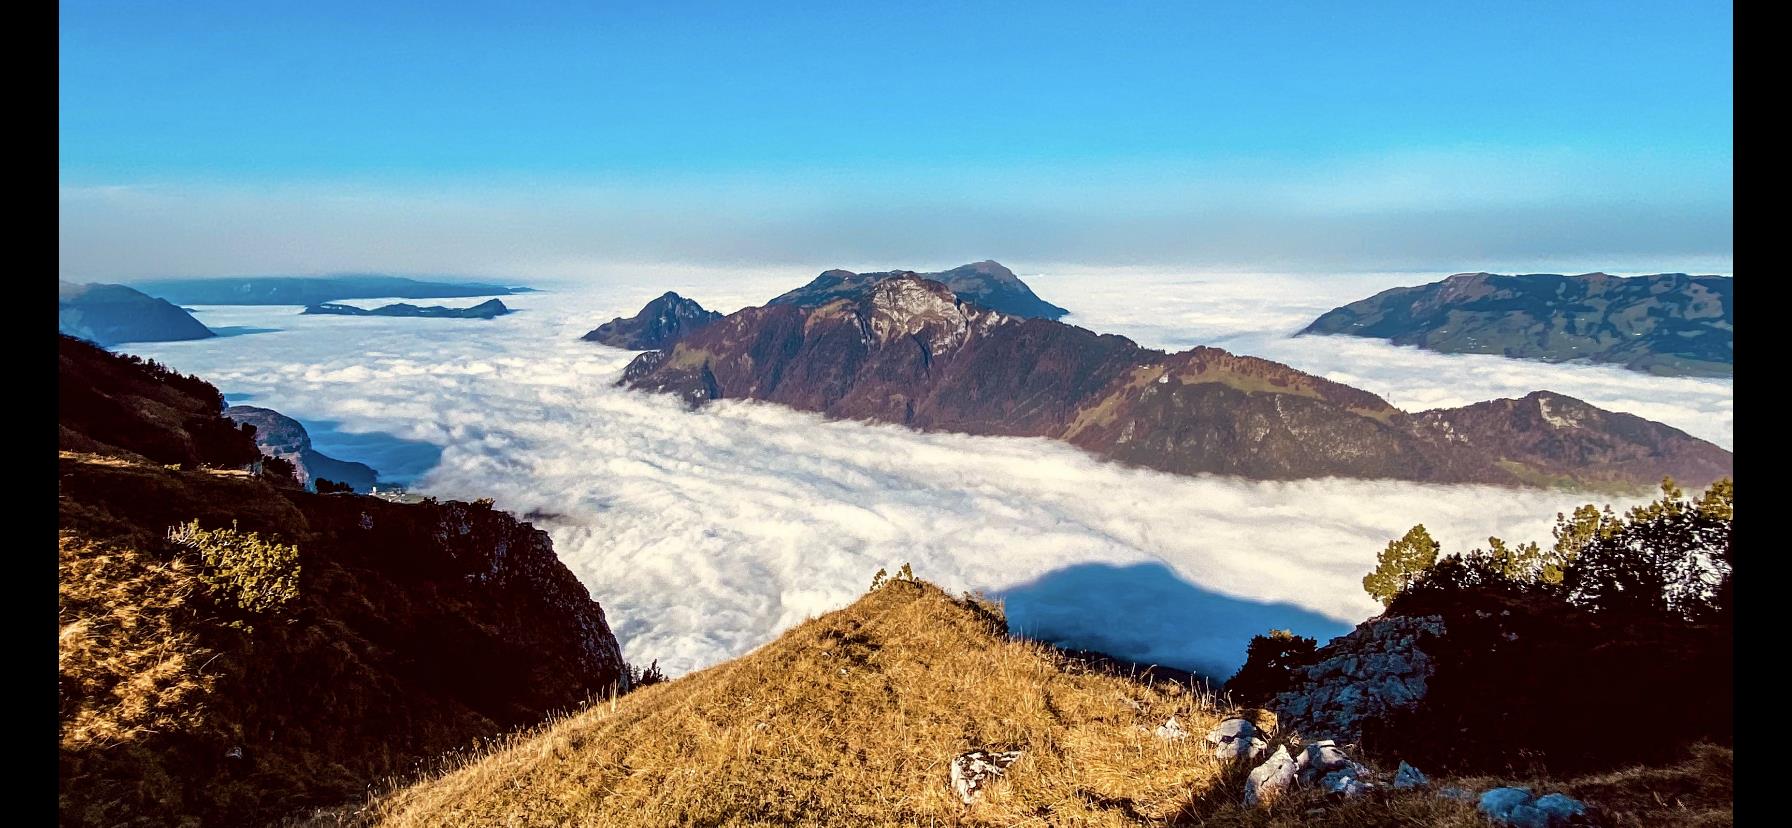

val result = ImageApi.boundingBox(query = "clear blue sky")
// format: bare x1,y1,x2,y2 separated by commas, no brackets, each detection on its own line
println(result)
59,0,1733,277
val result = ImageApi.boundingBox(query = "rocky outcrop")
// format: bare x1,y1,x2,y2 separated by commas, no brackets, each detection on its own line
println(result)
582,291,722,349
59,280,215,346
622,275,1732,488
949,749,1024,804
1301,271,1733,377
223,405,380,492
767,259,1069,320
1270,615,1445,743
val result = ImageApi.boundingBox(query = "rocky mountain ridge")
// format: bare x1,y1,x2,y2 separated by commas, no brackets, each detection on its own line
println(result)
582,291,723,349
622,275,1731,489
1301,271,1733,377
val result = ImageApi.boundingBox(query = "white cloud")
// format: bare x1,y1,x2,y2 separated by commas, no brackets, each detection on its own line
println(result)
123,269,1722,678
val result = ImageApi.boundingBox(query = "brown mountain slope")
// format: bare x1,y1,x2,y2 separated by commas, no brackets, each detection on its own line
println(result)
622,276,1731,488
343,580,1239,826
342,579,1730,828
58,335,625,826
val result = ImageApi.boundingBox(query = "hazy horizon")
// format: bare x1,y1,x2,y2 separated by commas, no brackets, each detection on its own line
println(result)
61,1,1731,282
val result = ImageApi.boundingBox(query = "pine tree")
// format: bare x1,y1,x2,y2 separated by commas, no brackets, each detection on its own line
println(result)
1362,524,1441,606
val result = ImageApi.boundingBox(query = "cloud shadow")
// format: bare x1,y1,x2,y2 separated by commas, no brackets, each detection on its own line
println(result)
302,420,444,485
995,561,1356,680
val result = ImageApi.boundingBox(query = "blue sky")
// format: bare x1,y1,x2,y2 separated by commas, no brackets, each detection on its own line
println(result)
59,0,1733,278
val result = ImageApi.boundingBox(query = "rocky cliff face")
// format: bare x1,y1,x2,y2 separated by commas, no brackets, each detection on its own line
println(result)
622,275,1732,488
583,291,723,349
224,405,380,491
58,334,624,826
1301,271,1734,377
766,259,1069,320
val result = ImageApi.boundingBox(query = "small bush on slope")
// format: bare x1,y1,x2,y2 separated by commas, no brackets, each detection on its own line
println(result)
167,519,301,618
352,580,1242,827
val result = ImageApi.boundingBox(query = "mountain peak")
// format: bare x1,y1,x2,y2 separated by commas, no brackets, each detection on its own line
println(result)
582,292,722,350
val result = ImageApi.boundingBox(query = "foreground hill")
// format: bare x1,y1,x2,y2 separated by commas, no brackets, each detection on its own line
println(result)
58,335,624,826
769,259,1070,320
59,280,215,346
131,275,529,305
582,291,723,349
622,276,1731,489
342,578,1730,827
223,405,380,491
1300,272,1733,377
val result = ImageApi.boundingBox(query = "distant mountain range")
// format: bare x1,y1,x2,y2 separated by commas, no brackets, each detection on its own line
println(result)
768,260,1069,320
303,298,513,319
1301,272,1733,377
59,280,215,346
222,405,380,492
583,292,722,349
129,274,532,305
622,274,1730,489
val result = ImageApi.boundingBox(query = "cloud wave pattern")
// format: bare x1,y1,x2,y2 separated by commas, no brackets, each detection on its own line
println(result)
123,269,1724,676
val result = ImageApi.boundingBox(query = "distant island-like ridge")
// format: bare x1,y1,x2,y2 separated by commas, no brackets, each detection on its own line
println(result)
303,299,513,319
130,274,532,306
59,280,215,346
1300,271,1733,377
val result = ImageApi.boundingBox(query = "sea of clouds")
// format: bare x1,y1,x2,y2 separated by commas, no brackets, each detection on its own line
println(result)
121,267,1732,678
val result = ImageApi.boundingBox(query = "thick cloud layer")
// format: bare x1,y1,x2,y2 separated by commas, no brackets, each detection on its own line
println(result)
122,269,1725,677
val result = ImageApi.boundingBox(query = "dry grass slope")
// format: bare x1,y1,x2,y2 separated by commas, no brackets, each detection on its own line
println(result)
331,579,1733,828
350,580,1243,826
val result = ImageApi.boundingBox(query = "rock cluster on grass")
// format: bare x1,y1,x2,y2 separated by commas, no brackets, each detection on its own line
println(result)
1477,787,1590,827
950,749,1024,805
1243,738,1378,805
1393,760,1429,789
1154,716,1189,741
1205,717,1270,761
1271,615,1446,741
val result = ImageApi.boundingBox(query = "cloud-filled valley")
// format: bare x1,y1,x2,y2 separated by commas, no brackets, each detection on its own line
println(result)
123,268,1730,678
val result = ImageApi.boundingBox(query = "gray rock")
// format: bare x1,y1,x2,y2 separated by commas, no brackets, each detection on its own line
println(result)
1393,760,1429,789
1205,717,1257,744
1436,785,1473,801
949,749,1023,805
1478,787,1535,822
1155,716,1189,741
1205,717,1266,760
1532,793,1589,823
1477,787,1590,827
1270,615,1446,743
1244,745,1298,807
1320,769,1374,798
1214,735,1269,762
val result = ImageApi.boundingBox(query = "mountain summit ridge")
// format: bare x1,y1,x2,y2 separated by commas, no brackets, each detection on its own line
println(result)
623,274,1730,489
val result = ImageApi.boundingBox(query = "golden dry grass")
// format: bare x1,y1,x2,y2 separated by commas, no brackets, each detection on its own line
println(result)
344,580,1248,827
324,578,1732,828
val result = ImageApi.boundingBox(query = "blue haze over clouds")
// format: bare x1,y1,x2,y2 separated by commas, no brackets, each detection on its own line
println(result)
60,0,1731,278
